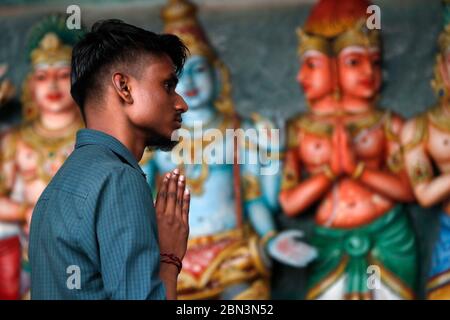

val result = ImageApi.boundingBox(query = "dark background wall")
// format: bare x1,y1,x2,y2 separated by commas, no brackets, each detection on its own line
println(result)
0,0,444,298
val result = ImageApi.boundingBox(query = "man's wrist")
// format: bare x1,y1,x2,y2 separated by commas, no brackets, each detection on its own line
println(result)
160,253,183,274
159,263,179,285
160,262,179,275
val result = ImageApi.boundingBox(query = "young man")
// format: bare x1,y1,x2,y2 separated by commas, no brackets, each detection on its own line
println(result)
29,19,190,300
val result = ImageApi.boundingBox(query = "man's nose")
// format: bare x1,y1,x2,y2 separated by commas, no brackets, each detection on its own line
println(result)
175,94,188,113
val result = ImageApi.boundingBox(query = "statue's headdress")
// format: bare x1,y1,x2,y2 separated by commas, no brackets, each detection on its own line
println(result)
22,14,85,120
26,14,84,67
162,0,216,63
297,0,380,56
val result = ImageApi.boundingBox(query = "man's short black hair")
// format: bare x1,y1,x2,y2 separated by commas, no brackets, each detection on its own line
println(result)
70,19,187,112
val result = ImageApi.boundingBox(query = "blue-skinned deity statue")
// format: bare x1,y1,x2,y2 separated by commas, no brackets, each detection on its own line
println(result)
140,0,316,299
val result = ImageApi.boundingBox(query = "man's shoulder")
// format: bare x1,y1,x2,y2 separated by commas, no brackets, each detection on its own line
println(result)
49,144,145,197
66,143,136,173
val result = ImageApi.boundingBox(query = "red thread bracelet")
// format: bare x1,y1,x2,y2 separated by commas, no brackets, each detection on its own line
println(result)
160,253,182,274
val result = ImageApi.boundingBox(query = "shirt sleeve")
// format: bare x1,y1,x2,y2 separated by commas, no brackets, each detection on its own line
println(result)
96,166,166,300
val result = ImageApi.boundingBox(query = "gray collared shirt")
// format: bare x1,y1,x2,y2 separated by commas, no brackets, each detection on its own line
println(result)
29,129,166,300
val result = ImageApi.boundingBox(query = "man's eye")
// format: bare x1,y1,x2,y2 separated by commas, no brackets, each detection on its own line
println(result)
165,82,176,92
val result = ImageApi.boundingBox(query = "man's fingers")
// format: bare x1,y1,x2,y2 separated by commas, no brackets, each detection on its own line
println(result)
165,168,180,216
182,188,190,226
155,173,170,213
175,175,185,218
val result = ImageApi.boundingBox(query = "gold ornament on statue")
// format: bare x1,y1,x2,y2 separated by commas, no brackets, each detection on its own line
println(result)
296,28,331,56
30,33,72,67
431,55,449,102
431,24,450,101
333,19,380,54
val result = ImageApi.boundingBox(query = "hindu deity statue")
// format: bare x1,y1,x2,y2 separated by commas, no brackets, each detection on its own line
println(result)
0,15,84,299
401,0,450,300
279,0,418,299
141,0,316,299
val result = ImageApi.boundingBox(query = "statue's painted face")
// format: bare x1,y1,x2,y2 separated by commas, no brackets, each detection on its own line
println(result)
298,50,335,101
337,46,381,100
31,63,76,113
176,55,215,109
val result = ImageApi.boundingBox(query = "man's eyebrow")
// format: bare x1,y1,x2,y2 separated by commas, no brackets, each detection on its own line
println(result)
165,73,179,85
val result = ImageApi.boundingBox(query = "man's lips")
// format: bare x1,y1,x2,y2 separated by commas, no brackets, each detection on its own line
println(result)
174,116,182,128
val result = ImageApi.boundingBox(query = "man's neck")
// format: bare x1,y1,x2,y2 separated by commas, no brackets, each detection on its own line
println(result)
86,110,146,162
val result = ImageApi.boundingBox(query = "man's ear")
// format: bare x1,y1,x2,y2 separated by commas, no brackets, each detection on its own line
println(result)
112,72,134,104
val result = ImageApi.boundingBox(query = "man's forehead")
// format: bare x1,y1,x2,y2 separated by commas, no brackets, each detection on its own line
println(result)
141,53,176,78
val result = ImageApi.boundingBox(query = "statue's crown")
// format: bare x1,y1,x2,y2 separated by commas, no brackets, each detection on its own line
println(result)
297,0,380,56
27,14,84,67
162,0,216,62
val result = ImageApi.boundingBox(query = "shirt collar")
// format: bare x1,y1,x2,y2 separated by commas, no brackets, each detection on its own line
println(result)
75,129,146,177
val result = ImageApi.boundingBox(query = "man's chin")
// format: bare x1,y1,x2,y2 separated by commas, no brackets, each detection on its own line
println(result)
146,134,179,152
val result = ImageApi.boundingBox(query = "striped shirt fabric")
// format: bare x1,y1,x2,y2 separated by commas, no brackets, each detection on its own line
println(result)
29,129,166,300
